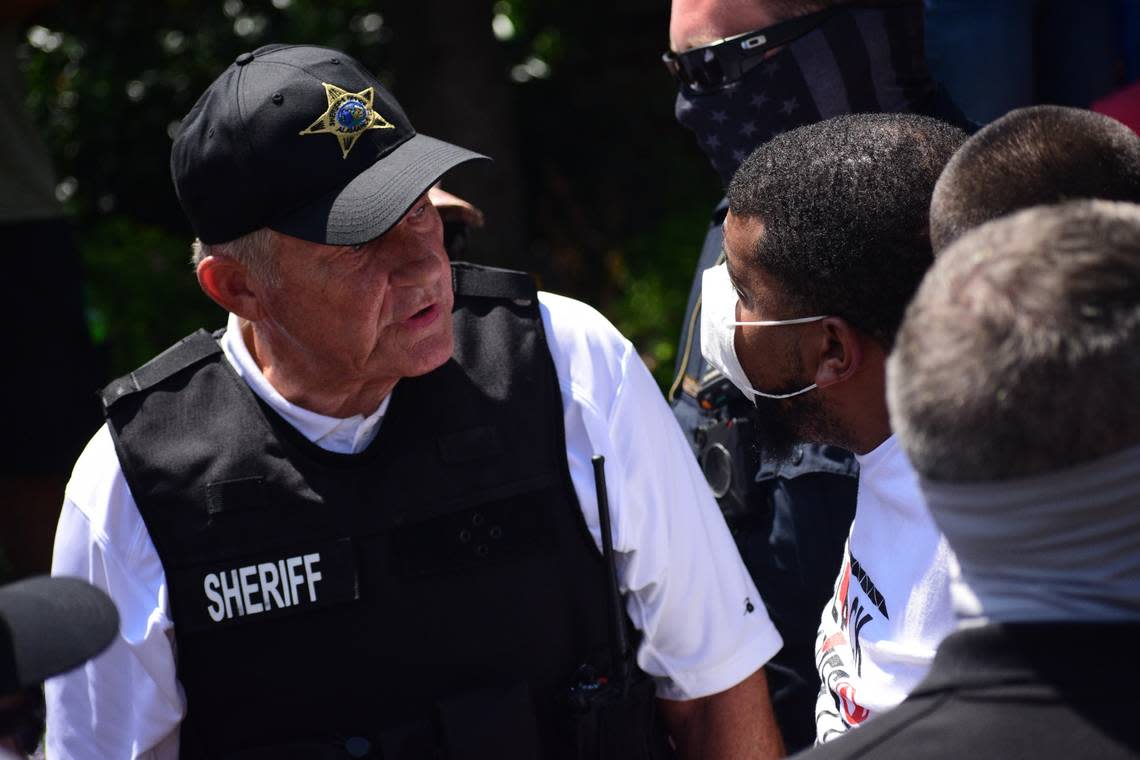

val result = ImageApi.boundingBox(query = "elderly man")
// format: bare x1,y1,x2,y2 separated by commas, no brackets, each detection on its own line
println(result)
47,45,783,759
701,112,966,743
797,200,1140,758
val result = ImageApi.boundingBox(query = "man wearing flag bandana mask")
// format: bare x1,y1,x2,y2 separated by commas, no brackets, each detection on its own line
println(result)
662,0,967,751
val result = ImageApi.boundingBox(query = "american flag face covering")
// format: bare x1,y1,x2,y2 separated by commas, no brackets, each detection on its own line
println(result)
673,2,937,187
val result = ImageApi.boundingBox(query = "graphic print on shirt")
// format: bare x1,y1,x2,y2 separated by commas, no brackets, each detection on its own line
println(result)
814,543,888,742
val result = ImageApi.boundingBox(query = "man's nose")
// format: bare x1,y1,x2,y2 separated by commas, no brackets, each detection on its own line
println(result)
389,247,443,288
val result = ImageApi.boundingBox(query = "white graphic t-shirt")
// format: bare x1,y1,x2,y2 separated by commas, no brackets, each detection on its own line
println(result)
814,435,956,743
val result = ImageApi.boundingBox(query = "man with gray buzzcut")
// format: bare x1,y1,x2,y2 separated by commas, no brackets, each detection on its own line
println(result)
798,199,1140,759
894,202,1140,483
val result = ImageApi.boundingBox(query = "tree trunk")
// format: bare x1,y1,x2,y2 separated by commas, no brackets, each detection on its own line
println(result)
384,0,529,269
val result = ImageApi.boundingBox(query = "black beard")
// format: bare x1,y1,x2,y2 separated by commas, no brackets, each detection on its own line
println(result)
748,390,823,464
742,342,838,463
740,337,853,462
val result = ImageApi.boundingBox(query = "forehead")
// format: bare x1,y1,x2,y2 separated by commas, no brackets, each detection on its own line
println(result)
724,210,793,312
669,0,780,51
723,210,764,272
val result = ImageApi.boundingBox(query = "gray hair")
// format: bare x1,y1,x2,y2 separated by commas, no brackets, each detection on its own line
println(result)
191,227,279,286
888,200,1140,482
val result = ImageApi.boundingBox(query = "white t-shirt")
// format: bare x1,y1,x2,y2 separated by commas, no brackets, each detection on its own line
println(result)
46,293,782,760
814,434,955,743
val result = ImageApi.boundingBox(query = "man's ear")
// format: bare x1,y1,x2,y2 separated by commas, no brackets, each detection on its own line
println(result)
196,256,266,321
810,317,863,389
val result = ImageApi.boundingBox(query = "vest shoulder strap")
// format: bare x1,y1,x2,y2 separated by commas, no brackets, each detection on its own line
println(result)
101,329,222,410
452,262,536,302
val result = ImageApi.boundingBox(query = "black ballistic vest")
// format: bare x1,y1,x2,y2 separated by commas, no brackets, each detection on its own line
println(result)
104,263,666,759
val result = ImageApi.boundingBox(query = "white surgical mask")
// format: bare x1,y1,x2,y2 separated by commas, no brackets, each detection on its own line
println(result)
699,262,825,401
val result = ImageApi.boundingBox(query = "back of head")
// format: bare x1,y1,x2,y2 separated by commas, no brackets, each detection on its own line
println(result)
889,200,1140,482
930,106,1140,252
727,112,966,348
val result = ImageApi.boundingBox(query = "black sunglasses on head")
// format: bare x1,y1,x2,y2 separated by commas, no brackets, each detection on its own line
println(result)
661,6,841,94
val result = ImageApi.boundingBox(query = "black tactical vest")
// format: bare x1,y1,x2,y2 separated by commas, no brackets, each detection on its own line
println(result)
103,263,668,760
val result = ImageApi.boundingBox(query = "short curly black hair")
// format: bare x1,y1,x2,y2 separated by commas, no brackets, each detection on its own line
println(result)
727,112,966,348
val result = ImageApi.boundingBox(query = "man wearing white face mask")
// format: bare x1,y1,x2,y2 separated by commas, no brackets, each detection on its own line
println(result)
701,112,967,743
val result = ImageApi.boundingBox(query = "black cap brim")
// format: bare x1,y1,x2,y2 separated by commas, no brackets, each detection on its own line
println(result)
0,576,119,693
269,134,489,246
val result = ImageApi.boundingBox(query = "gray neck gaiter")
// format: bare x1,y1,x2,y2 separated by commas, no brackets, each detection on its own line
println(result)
920,443,1140,625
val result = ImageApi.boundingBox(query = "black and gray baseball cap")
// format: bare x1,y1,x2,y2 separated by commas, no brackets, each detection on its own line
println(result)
0,576,119,693
171,44,488,246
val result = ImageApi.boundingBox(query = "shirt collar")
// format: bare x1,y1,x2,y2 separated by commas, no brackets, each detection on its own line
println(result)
218,313,390,454
911,622,1139,696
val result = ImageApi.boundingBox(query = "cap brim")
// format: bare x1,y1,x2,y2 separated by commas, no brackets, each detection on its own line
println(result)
0,576,119,692
269,134,489,246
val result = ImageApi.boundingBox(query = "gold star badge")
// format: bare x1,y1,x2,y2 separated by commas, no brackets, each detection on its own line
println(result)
298,82,394,159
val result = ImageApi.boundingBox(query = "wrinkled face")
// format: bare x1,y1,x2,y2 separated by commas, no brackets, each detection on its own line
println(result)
258,193,454,390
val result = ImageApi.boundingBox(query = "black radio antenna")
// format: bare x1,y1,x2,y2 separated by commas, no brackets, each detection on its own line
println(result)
591,455,631,692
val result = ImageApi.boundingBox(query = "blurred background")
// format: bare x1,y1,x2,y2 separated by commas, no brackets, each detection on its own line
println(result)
5,0,1139,583
17,0,716,388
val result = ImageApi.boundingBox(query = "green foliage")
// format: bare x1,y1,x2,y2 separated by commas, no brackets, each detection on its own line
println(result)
608,203,711,386
19,0,720,389
81,215,226,374
23,0,396,231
